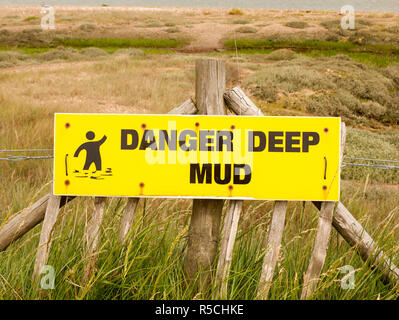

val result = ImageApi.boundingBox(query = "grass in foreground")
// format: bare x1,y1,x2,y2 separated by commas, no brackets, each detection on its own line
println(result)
0,182,398,299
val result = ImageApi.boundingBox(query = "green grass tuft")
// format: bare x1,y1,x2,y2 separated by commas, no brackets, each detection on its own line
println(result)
57,38,186,49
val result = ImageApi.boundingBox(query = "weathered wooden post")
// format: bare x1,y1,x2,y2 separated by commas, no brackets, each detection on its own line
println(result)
301,123,346,300
214,199,243,299
82,197,107,285
184,59,226,291
257,201,288,299
32,194,62,281
0,195,74,252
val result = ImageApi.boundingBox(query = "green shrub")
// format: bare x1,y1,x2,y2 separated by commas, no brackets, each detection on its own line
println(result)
57,38,185,48
265,49,297,61
245,63,332,93
384,25,399,34
384,63,399,85
284,21,310,29
79,24,96,32
235,26,257,34
0,29,11,37
80,47,108,58
165,27,180,33
142,20,163,28
228,8,244,15
113,48,145,57
357,19,374,27
0,51,29,61
36,46,82,61
358,101,387,118
232,19,250,25
320,20,341,30
23,16,38,22
0,50,30,67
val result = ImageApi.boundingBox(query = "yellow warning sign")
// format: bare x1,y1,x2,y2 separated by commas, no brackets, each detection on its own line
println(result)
53,114,341,201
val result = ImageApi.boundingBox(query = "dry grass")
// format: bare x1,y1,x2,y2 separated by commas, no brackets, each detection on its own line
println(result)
285,21,311,29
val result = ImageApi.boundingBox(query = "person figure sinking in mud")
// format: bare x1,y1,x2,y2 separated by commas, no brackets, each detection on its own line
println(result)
74,131,107,172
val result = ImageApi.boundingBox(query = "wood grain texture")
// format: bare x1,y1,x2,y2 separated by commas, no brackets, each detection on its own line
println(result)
214,200,242,299
82,197,106,285
0,193,50,252
119,198,139,244
195,59,226,115
32,194,62,281
257,201,287,300
301,201,336,299
0,194,74,252
168,98,197,115
224,87,263,116
184,59,227,290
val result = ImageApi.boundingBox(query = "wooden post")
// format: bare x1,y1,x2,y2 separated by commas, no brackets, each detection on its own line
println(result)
213,200,243,299
257,201,288,299
82,197,106,285
184,59,226,291
119,198,139,244
32,194,62,281
224,86,263,116
167,98,197,115
0,194,74,252
301,122,346,300
301,201,336,299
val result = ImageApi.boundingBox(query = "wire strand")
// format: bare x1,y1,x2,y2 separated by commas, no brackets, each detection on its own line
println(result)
0,149,53,153
344,156,399,164
0,155,54,161
341,162,399,170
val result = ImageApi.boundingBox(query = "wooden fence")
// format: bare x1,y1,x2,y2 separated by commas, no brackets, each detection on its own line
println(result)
0,58,398,299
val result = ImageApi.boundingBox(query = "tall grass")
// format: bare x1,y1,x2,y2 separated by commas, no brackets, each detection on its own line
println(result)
0,185,398,299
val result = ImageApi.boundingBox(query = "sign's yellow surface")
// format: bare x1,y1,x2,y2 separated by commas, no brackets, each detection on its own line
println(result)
54,114,341,201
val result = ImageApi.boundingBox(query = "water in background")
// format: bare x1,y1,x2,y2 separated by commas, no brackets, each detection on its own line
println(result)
1,0,399,12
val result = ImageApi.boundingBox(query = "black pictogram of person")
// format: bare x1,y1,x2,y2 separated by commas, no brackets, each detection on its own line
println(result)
74,131,107,171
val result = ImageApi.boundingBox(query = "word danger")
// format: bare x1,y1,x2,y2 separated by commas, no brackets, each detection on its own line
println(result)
120,129,320,153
